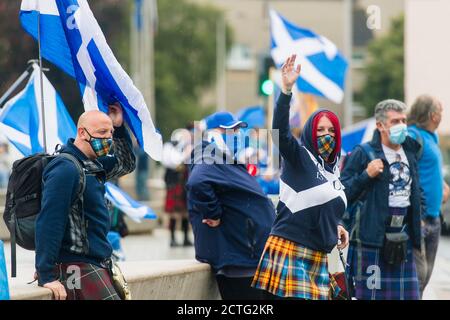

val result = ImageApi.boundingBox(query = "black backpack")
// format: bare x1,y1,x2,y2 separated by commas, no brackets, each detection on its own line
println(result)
341,143,376,232
3,152,86,277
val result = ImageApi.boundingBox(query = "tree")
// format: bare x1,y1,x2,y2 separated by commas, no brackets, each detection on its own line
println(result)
154,0,232,139
358,15,404,117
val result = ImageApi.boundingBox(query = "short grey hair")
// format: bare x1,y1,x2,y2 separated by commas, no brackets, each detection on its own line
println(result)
374,99,407,123
407,94,440,128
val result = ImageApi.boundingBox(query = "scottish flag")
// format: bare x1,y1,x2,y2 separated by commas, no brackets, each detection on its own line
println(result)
0,240,9,300
0,66,156,222
341,118,376,153
0,64,75,155
105,182,157,222
270,10,348,104
19,0,163,161
236,106,265,129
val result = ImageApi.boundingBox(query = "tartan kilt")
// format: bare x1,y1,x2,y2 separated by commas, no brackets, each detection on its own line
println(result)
164,183,187,213
58,262,121,300
251,235,332,300
346,241,420,300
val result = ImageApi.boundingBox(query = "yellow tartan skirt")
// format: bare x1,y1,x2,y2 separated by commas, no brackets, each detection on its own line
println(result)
251,235,337,300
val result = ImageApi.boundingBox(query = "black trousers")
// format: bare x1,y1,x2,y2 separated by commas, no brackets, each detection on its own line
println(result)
215,275,265,300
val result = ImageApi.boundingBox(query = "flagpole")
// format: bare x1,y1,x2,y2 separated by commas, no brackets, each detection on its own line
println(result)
216,14,226,111
38,12,48,153
0,65,33,108
343,0,353,128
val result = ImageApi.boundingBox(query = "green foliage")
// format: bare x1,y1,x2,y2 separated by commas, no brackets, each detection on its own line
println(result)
359,15,404,117
154,0,231,139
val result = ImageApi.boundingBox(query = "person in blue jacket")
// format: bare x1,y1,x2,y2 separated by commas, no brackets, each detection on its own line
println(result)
186,111,276,300
407,94,449,298
341,99,423,300
35,103,136,300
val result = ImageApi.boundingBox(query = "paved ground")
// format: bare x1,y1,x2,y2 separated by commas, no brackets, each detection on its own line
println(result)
423,236,450,299
2,228,450,300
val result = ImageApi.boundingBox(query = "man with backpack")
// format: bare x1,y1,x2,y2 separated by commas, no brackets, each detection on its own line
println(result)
35,103,135,300
407,95,449,298
341,99,423,300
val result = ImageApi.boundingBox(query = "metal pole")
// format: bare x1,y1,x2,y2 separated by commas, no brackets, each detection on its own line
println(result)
216,14,226,111
267,67,276,163
0,67,33,108
343,0,353,127
148,0,156,120
38,13,48,153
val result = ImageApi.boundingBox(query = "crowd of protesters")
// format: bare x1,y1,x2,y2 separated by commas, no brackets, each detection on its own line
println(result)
183,54,448,300
7,54,445,300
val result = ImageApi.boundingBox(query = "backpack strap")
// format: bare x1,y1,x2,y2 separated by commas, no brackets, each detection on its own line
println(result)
58,153,86,204
359,142,376,162
408,126,424,160
351,142,376,284
57,153,88,254
9,196,16,278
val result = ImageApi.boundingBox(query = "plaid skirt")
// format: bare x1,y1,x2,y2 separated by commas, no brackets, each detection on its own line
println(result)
165,184,187,213
58,262,121,300
251,235,333,300
346,242,420,300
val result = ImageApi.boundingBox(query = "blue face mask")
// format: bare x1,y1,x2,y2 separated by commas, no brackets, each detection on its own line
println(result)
222,131,246,156
388,123,408,145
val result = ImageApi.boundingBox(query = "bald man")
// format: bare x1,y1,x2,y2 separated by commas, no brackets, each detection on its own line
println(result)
35,103,136,300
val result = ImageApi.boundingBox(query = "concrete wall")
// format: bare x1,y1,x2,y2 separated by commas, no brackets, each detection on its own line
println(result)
405,0,450,135
9,260,220,300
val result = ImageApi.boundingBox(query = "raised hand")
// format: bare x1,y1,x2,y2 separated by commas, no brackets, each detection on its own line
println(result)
281,54,301,94
108,102,124,127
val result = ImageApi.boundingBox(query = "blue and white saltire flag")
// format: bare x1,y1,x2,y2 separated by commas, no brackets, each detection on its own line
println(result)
0,67,156,222
0,240,10,300
270,10,348,104
341,118,376,154
0,64,75,155
19,0,163,161
236,106,265,129
105,182,157,222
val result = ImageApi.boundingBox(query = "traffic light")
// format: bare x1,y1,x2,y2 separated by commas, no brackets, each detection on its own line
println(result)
258,55,275,96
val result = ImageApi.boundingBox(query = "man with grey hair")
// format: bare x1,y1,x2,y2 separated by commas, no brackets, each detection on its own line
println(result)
408,95,449,298
341,99,422,300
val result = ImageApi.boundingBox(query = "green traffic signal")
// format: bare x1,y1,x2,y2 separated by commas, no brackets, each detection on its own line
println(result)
260,79,274,96
258,55,275,96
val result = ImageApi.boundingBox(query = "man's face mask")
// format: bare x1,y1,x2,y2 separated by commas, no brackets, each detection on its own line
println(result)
222,130,246,157
317,134,336,161
387,123,408,145
84,128,113,157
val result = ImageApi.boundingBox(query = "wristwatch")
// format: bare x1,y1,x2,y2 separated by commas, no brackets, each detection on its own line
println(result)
282,88,292,95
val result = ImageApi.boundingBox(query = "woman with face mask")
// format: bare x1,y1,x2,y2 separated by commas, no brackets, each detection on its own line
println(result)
251,55,349,300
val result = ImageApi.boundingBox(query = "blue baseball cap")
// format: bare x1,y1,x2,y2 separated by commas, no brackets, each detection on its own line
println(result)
205,111,248,130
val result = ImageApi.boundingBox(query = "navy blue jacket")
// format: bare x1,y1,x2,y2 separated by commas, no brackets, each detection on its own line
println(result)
341,129,422,249
270,93,347,253
186,141,276,272
35,125,136,285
